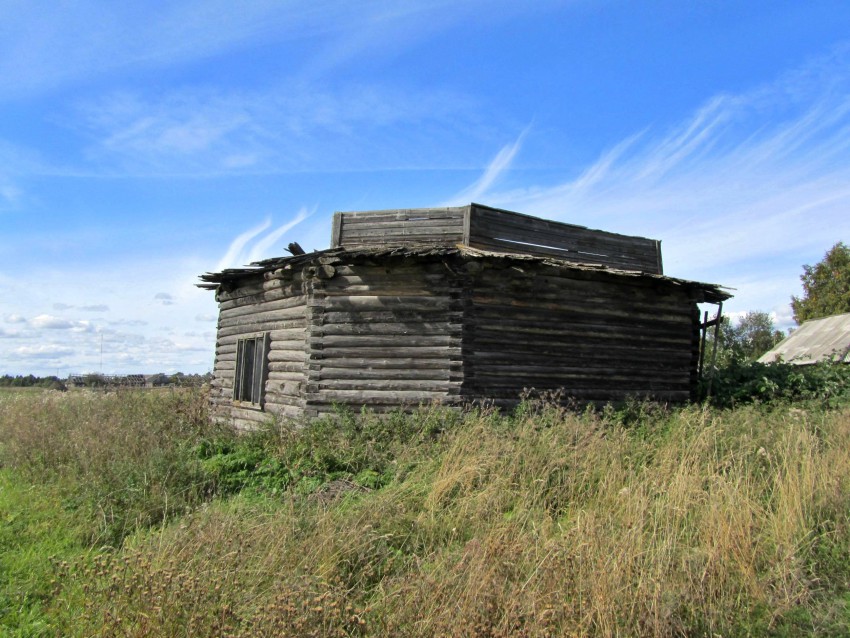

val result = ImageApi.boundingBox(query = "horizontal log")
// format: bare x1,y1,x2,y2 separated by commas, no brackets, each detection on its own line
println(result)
317,321,458,336
268,361,307,373
305,389,458,403
309,346,461,359
316,335,459,348
322,310,462,324
219,294,308,316
322,295,457,311
316,367,452,381
261,403,305,419
266,370,306,382
217,279,303,302
219,305,307,328
310,358,461,370
268,349,308,363
317,379,455,391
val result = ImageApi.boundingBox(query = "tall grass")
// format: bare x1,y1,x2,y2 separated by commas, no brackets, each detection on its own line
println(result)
0,387,221,546
2,389,850,635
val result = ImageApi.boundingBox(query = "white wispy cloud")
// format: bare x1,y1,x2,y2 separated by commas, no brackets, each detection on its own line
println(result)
16,344,75,358
443,128,529,205
218,211,312,269
30,315,97,333
72,83,483,177
460,49,850,328
0,1,566,101
247,207,314,262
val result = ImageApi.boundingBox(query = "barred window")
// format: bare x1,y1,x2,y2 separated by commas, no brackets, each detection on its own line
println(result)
233,333,268,408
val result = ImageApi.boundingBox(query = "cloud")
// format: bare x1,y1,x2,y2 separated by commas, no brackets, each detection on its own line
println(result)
72,82,483,177
0,327,20,338
216,219,271,270
29,314,96,332
80,304,109,312
31,314,74,329
459,49,850,322
53,302,73,310
195,314,217,322
443,127,529,205
4,314,26,323
16,345,75,358
247,207,314,262
108,319,148,326
0,1,562,101
217,210,312,269
155,292,175,306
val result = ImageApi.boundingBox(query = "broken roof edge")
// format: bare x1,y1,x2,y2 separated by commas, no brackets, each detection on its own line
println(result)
197,244,732,303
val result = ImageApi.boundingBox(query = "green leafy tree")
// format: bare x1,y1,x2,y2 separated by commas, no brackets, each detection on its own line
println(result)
791,241,850,323
705,311,785,365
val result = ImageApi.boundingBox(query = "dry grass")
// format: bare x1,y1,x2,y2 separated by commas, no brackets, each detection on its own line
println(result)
2,392,841,636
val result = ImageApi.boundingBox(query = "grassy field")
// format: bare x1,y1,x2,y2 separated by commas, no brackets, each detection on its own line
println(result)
1,387,850,636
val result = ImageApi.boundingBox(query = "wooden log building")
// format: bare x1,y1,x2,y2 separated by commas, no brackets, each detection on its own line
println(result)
199,204,730,427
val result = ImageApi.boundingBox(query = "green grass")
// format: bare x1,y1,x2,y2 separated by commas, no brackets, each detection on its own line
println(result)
2,387,850,636
0,470,89,636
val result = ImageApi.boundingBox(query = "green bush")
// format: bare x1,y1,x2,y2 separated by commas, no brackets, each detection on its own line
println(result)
702,360,850,408
199,404,462,496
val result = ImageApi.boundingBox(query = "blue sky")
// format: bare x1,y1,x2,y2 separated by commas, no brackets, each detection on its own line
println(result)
2,1,850,376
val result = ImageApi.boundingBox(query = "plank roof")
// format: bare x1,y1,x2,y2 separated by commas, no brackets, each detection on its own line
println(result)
197,244,731,303
758,312,850,365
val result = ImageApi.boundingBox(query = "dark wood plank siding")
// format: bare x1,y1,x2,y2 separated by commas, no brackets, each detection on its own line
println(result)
333,208,467,248
334,205,663,274
211,275,308,429
461,261,699,407
303,260,464,416
467,205,663,274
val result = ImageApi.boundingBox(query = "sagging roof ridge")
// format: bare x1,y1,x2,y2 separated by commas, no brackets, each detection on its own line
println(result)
197,244,732,302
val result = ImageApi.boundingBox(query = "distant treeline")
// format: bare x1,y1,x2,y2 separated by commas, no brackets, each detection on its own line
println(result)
0,374,65,389
1,373,212,389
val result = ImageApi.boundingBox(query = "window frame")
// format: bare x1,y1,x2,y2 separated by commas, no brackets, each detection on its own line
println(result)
232,332,269,409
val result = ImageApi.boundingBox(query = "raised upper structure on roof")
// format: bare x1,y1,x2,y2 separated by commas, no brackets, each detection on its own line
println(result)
331,203,664,274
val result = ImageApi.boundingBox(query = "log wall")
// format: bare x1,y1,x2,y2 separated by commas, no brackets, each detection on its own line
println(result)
303,258,464,416
211,271,309,429
208,250,707,426
461,261,700,407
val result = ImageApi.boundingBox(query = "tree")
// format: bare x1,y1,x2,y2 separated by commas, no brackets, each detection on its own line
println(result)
791,242,850,323
705,311,785,365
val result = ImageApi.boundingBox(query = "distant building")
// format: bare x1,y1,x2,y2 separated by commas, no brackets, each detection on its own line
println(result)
199,204,730,427
758,312,850,365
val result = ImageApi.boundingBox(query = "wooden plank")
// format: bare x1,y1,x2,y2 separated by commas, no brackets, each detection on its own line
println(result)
331,212,343,248
472,216,658,254
338,208,466,222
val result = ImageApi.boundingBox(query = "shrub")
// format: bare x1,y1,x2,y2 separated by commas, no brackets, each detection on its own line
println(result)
702,360,850,408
